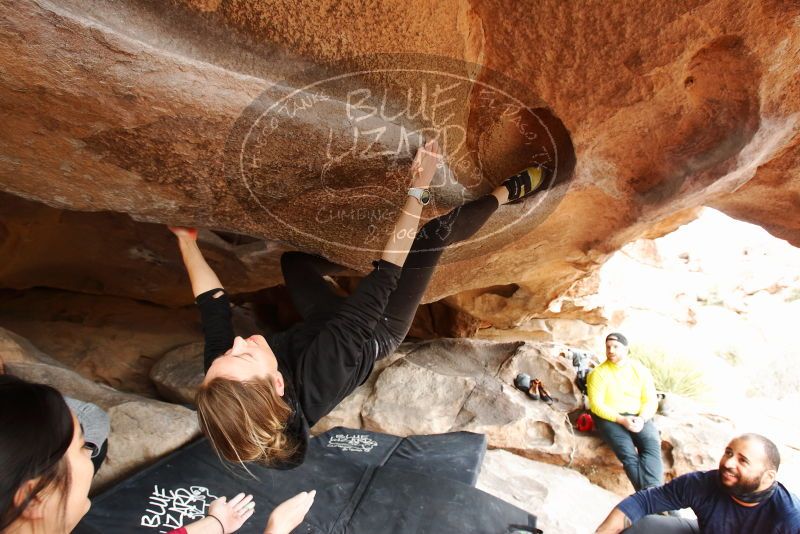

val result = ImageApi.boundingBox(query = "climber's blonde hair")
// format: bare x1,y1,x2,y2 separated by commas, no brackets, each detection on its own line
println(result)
195,377,297,467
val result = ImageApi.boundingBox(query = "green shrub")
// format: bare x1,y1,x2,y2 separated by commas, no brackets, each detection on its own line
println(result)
717,348,742,367
785,287,800,303
697,286,725,306
629,344,708,400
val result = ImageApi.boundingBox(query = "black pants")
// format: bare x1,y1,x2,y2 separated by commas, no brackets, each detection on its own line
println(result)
281,195,499,359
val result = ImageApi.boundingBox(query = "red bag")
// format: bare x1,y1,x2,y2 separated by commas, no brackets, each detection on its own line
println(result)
575,412,595,432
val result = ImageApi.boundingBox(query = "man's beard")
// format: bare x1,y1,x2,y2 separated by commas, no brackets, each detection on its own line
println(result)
718,468,763,495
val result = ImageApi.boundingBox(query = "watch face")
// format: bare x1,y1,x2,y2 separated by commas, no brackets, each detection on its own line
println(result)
420,189,431,204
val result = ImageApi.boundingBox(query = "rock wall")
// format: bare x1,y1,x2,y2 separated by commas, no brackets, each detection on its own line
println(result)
312,338,733,495
1,1,797,315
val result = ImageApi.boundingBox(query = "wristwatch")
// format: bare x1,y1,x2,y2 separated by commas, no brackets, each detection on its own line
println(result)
407,187,431,206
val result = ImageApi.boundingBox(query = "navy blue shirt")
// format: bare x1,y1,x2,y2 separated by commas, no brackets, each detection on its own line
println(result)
619,470,800,533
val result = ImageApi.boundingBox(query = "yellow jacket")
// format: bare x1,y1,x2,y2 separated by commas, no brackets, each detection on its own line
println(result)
587,359,658,423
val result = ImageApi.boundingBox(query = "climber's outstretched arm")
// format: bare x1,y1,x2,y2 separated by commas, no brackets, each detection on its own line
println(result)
380,139,440,267
169,227,224,297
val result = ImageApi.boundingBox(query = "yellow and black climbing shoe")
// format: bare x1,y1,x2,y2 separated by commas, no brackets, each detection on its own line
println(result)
502,164,554,204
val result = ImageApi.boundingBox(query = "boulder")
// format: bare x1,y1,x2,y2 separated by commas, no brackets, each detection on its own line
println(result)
477,449,620,534
323,338,584,464
315,337,743,495
0,192,291,307
656,400,736,478
1,1,798,317
149,342,205,404
0,288,202,397
569,396,735,495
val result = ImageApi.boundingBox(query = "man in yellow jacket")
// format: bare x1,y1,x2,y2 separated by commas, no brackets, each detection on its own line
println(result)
588,332,663,491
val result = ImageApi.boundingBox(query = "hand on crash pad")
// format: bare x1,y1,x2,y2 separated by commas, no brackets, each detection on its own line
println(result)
208,493,255,533
264,490,316,534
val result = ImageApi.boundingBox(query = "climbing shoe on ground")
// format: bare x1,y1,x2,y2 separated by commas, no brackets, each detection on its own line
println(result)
514,373,531,391
514,373,539,400
501,163,554,204
533,379,554,405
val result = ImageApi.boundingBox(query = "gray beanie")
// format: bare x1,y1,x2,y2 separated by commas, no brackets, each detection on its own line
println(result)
605,332,629,346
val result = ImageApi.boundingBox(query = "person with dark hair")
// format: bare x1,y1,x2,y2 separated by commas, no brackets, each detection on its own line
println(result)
172,140,572,468
587,332,663,491
739,432,781,471
595,433,800,533
0,351,109,475
0,374,315,534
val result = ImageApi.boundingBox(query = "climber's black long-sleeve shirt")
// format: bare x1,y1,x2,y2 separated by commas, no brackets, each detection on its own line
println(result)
196,260,402,468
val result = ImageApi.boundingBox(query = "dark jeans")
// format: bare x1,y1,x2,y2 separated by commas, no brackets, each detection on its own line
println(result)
594,415,663,491
623,515,699,534
281,195,500,359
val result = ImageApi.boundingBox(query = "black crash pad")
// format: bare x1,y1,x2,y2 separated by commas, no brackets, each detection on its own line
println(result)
77,427,538,534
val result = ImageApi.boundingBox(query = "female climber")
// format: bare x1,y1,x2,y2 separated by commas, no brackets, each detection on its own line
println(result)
0,374,315,534
171,139,565,468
